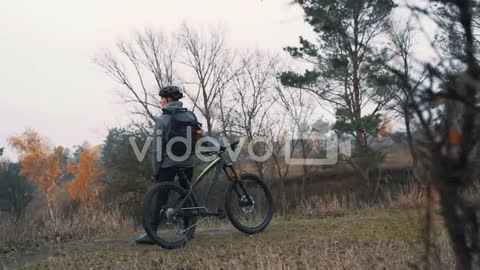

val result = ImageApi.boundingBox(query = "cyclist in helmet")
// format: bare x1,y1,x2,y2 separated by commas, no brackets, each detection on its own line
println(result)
136,85,197,244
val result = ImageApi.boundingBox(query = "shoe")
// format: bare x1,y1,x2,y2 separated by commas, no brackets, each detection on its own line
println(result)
135,233,155,245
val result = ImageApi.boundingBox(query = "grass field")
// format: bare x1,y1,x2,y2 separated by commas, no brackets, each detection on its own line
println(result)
0,206,453,270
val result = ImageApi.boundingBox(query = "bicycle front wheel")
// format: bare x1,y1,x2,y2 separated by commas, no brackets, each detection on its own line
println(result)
225,173,274,234
142,182,196,249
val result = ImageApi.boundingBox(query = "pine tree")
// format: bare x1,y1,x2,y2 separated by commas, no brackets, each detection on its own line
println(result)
281,0,396,187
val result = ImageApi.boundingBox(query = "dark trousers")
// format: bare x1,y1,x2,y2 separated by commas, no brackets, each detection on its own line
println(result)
154,166,193,207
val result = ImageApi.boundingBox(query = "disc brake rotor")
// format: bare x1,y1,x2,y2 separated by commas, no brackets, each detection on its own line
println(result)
239,195,255,213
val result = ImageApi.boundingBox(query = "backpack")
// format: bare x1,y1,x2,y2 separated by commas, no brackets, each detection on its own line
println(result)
162,108,202,157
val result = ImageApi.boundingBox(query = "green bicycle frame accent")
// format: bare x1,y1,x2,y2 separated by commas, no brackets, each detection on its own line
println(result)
186,156,230,209
174,146,256,214
191,156,222,189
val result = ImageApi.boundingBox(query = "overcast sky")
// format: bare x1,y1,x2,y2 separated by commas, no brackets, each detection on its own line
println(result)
0,0,313,159
0,0,434,160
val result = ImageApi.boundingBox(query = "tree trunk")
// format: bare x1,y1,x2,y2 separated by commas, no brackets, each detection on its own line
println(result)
352,10,366,148
206,116,213,135
352,45,370,188
441,193,472,270
423,179,433,270
273,154,289,216
254,161,265,181
434,165,475,270
404,108,418,167
301,143,308,202
47,198,55,221
301,169,306,202
281,178,287,216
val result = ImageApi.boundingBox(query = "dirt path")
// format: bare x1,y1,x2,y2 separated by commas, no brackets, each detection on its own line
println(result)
0,227,237,270
1,208,447,270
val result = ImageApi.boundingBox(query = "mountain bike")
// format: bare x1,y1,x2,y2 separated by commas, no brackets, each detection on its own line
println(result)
142,141,274,249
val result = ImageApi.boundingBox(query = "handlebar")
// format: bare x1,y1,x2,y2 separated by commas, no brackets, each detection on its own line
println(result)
219,140,239,152
200,140,240,156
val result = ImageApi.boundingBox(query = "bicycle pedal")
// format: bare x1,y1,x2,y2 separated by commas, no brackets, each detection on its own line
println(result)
217,209,226,219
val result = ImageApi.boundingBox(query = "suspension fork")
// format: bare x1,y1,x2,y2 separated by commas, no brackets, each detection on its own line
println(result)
223,164,255,205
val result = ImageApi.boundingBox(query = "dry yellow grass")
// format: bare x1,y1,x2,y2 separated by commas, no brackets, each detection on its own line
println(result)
1,206,453,270
0,184,454,270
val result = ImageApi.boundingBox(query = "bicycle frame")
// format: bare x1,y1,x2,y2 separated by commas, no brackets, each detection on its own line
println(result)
175,152,249,212
185,155,238,210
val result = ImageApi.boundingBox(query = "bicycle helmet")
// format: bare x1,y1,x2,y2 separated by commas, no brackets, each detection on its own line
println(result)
159,85,184,100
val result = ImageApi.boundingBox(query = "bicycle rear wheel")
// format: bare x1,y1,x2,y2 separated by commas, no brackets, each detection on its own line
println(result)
225,173,274,234
142,182,196,249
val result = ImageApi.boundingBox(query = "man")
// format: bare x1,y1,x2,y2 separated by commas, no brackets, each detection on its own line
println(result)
136,85,198,244
152,85,196,181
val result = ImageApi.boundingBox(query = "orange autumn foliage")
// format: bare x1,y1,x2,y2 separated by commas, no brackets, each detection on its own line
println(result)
447,128,462,145
64,145,104,209
378,114,392,139
8,130,64,211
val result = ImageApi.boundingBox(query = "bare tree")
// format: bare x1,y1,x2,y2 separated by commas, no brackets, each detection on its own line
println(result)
387,21,432,173
275,84,316,202
231,50,279,179
216,85,240,139
387,21,439,263
180,24,239,134
94,29,178,126
266,113,291,215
